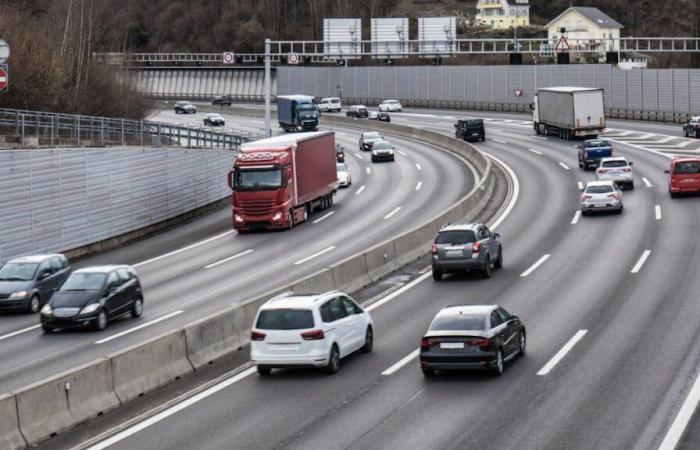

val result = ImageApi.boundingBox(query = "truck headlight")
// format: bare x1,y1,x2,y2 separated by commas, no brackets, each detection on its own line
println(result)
79,303,101,315
272,212,283,221
234,214,244,223
9,290,27,299
41,304,52,315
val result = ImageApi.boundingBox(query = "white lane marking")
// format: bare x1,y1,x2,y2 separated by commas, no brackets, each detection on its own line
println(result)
313,211,335,224
204,250,254,269
366,167,371,174
528,148,543,155
398,150,407,156
536,330,588,376
493,138,508,144
533,136,548,141
655,136,675,144
481,152,520,231
293,246,336,265
354,153,363,159
577,181,584,190
605,130,634,137
0,324,41,341
355,185,366,195
520,254,551,277
658,370,700,450
571,211,581,225
655,205,662,221
631,250,652,274
95,310,185,344
642,177,653,187
558,162,570,170
133,230,235,268
86,366,257,450
415,163,422,171
383,207,402,220
381,349,420,376
415,181,423,191
677,140,695,148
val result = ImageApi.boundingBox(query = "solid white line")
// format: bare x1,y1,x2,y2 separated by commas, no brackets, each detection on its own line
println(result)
398,150,407,155
355,185,366,195
293,246,336,266
133,230,235,268
493,138,508,144
86,367,257,450
0,324,41,341
381,349,420,376
658,371,700,450
571,211,581,225
366,167,371,174
383,206,402,220
642,177,653,187
536,330,588,376
415,181,422,191
631,250,652,274
312,211,335,224
95,310,185,345
528,148,543,155
354,152,363,159
481,152,520,231
558,162,570,170
415,163,422,171
520,254,551,277
577,181,584,190
203,249,254,269
655,205,662,221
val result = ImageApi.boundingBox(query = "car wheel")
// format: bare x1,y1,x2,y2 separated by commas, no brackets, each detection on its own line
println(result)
684,128,688,137
42,324,54,334
422,367,436,378
494,248,503,269
518,331,526,356
670,191,678,198
432,268,443,281
481,257,492,278
257,365,271,376
324,345,340,374
95,310,108,331
629,182,635,190
492,349,504,376
617,207,623,215
581,210,588,216
26,294,40,314
131,297,143,319
696,130,700,139
360,327,373,353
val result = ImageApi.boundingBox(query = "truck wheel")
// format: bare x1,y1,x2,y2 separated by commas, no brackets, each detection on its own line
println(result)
287,211,295,229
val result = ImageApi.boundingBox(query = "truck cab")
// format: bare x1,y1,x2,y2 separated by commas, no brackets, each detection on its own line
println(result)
277,95,319,133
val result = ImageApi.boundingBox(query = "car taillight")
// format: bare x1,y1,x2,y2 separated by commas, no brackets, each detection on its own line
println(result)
421,338,436,349
581,194,592,200
431,244,438,255
251,331,266,341
608,193,620,199
598,169,607,173
301,329,325,340
622,168,631,172
583,151,589,159
468,338,490,349
471,242,481,253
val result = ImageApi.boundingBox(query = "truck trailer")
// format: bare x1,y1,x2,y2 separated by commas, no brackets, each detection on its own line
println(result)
277,95,319,132
532,87,605,139
228,131,339,231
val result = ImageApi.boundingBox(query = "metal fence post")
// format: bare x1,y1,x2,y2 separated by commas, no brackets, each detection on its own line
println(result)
50,115,54,146
187,128,191,147
121,118,125,145
101,117,105,145
20,114,25,146
140,120,144,146
157,124,161,147
77,115,81,145
36,112,40,139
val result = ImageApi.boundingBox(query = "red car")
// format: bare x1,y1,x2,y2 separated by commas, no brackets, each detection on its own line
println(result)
665,157,700,197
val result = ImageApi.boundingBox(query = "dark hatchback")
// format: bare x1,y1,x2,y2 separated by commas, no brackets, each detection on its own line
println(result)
0,254,71,313
41,265,143,332
420,305,525,377
370,111,391,122
455,119,485,142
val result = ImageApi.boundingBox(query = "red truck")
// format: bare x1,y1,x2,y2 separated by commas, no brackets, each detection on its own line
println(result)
228,131,339,231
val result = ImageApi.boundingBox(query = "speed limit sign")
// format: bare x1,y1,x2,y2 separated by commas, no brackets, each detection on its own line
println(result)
287,53,299,65
222,52,235,64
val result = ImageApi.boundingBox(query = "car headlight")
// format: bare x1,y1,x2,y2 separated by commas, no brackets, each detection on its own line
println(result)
9,290,28,299
372,150,378,155
41,304,52,315
388,149,394,155
79,303,101,315
272,212,283,221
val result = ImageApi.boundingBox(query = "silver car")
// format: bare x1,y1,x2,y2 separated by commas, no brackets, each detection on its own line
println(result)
336,162,351,187
431,223,503,280
580,180,623,215
596,157,634,189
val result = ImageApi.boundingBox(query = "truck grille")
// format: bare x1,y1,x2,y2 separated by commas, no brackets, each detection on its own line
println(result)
239,200,275,216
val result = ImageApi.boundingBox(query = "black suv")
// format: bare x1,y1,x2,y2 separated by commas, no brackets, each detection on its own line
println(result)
455,119,485,142
174,101,197,114
212,95,232,106
0,254,71,313
431,223,502,280
346,105,369,118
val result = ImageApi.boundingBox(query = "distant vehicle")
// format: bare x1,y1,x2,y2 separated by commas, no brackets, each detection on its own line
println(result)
318,97,342,112
41,265,143,332
211,95,232,106
277,95,319,132
683,116,700,138
370,141,395,162
229,132,339,231
580,180,623,215
596,156,634,189
369,111,391,122
379,99,402,112
532,87,605,139
0,254,70,314
419,304,525,377
250,291,374,375
174,101,197,114
665,157,700,197
578,139,613,170
431,223,502,281
359,131,383,151
337,162,352,187
455,118,485,142
336,144,345,162
203,113,225,126
346,105,369,118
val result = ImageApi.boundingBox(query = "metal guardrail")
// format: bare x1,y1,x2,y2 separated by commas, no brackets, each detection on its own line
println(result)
0,108,262,149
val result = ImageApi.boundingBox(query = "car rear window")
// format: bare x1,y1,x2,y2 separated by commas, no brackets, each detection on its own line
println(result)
430,314,486,331
256,309,314,330
585,185,614,194
435,230,476,245
364,132,381,139
602,160,627,168
674,162,700,174
586,140,610,148
466,120,483,127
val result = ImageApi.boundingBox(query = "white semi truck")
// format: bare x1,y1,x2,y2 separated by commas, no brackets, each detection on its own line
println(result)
532,87,606,139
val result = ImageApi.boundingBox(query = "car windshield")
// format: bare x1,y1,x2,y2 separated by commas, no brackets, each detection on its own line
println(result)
60,273,106,291
256,309,315,330
0,262,39,281
336,163,347,172
234,168,283,190
585,140,610,148
430,314,486,331
602,160,627,168
435,230,476,245
674,162,700,174
364,132,381,140
586,185,614,194
373,142,392,150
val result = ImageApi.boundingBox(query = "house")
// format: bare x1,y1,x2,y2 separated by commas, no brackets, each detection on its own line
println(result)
475,0,530,30
546,7,623,52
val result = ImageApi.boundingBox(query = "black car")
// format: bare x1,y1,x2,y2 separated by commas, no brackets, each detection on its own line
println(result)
683,116,700,138
346,105,369,118
0,254,71,313
336,144,345,162
455,118,485,142
370,141,395,162
174,101,197,114
359,131,383,151
204,113,225,126
41,265,143,332
370,111,391,122
212,95,232,106
420,305,525,377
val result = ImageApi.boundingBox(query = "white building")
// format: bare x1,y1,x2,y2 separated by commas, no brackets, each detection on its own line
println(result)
546,7,623,52
475,0,530,30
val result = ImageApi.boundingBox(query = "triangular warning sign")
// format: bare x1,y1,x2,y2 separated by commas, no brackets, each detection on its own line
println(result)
556,36,570,51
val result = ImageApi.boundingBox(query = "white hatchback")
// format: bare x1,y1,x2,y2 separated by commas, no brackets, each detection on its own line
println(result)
319,97,342,112
379,99,402,112
596,157,634,189
250,291,374,375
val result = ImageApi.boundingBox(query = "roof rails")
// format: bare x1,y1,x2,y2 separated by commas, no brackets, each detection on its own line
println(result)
314,290,341,302
266,291,295,303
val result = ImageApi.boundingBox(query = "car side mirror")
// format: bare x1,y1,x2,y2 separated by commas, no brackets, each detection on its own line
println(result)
629,162,634,166
511,314,519,321
664,169,670,174
454,124,458,127
493,233,500,239
40,271,52,280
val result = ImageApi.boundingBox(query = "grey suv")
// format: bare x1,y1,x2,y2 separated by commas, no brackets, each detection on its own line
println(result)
0,254,71,313
431,223,502,281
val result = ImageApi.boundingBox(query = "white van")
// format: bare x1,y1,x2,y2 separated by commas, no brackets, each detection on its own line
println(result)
318,97,342,112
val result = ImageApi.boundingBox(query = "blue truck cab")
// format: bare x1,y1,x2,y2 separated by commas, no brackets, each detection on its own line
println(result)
578,139,613,170
277,95,319,132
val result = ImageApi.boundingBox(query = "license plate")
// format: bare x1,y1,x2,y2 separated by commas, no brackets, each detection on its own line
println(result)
446,250,463,257
269,344,300,351
472,133,479,136
440,342,464,349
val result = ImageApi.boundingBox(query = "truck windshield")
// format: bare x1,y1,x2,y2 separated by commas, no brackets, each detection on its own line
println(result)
298,110,317,119
234,168,283,190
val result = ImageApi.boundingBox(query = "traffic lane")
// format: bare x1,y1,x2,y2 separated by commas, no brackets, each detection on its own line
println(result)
147,110,267,136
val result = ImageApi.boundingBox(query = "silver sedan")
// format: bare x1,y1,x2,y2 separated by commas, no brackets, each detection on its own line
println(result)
580,180,623,215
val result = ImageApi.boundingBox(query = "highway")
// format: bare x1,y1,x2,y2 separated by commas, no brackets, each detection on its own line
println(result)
49,108,700,450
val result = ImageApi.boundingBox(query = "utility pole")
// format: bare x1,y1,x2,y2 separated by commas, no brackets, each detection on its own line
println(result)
264,38,271,137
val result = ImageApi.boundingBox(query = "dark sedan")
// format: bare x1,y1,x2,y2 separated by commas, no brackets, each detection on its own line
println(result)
0,254,70,313
370,111,391,122
204,113,225,126
420,305,525,377
41,265,143,332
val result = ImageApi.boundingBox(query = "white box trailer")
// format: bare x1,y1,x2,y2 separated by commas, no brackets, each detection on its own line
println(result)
532,87,605,139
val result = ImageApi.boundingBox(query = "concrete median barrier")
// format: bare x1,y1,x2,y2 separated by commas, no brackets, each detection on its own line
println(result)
0,394,25,450
290,267,336,294
364,241,400,283
330,255,372,294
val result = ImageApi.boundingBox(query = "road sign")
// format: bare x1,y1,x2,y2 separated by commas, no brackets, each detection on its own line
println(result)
0,39,9,64
555,36,570,52
514,89,523,97
222,51,235,64
287,53,299,64
0,65,8,92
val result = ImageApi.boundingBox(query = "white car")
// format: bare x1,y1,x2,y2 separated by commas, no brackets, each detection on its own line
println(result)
337,162,352,187
596,157,634,189
580,180,623,215
250,291,374,375
319,97,342,112
379,99,402,112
